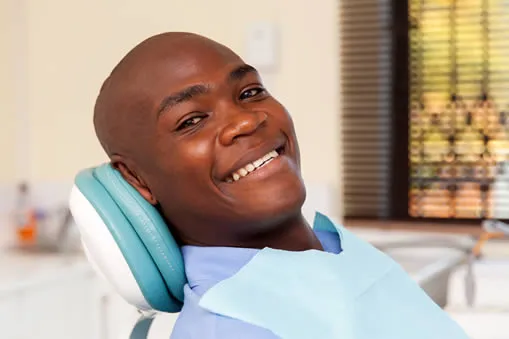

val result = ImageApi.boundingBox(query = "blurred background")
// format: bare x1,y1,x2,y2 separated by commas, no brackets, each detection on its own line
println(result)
0,0,508,338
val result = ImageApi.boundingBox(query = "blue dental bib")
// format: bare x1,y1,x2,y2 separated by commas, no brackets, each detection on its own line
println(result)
198,214,470,339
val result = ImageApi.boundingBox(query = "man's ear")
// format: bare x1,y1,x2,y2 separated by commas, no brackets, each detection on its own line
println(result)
111,158,157,205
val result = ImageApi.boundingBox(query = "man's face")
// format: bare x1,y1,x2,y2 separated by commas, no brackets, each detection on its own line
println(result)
119,37,306,245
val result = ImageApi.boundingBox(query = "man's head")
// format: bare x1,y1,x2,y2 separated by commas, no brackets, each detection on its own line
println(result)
94,32,306,247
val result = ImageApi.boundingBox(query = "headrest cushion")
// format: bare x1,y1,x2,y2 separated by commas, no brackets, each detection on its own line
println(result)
70,164,186,312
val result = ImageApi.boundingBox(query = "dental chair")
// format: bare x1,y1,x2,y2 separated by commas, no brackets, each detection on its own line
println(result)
69,164,187,338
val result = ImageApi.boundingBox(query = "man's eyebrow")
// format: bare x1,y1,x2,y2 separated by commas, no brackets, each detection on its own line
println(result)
228,64,258,82
157,84,210,116
157,65,258,117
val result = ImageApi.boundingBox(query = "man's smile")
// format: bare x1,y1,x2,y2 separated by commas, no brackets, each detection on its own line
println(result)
227,147,286,182
217,136,288,183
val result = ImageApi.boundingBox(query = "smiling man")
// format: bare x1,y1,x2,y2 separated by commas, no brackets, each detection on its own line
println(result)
94,32,333,338
92,32,469,339
94,32,322,253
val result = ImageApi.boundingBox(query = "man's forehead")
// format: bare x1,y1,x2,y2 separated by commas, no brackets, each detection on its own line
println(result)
104,33,245,111
113,33,242,83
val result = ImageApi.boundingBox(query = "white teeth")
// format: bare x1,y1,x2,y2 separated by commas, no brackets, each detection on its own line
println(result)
253,159,264,167
238,168,248,177
227,149,281,182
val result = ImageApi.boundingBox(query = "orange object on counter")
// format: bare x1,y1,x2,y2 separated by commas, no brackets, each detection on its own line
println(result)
16,210,38,245
13,181,38,246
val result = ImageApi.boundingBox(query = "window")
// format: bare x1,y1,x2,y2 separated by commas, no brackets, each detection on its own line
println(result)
408,0,509,220
341,0,509,221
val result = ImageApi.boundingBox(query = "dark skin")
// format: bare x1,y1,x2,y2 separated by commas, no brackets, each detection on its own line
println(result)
94,32,323,251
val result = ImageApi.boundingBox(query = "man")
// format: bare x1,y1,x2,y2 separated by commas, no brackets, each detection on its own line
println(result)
93,32,468,339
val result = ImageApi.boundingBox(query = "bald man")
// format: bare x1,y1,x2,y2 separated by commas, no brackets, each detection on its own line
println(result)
95,32,334,338
93,33,468,339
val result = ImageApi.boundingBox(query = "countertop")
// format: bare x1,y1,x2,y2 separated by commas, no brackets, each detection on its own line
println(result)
0,217,90,295
348,227,476,281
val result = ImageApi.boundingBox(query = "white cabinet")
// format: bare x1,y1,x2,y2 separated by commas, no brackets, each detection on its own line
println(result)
0,289,22,338
0,264,100,339
0,253,177,339
0,253,142,339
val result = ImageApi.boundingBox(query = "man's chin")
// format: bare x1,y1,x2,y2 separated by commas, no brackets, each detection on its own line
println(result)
231,179,306,225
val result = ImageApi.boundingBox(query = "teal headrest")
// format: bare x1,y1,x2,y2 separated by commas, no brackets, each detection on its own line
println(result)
70,163,186,312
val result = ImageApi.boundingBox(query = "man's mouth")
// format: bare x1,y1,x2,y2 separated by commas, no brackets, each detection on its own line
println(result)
226,146,285,183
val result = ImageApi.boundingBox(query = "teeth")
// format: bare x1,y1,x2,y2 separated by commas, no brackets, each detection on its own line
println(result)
238,168,248,177
253,158,264,167
228,149,281,182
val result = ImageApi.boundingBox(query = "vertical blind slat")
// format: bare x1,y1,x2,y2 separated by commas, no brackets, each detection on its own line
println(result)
341,0,393,218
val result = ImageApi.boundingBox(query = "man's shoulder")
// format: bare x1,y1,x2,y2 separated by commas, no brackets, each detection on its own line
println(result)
170,286,278,339
170,286,215,339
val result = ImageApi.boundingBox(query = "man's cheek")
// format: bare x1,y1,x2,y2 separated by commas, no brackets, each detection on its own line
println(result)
187,141,211,160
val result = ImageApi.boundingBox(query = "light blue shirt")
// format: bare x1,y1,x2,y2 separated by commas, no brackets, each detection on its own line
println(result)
170,216,342,339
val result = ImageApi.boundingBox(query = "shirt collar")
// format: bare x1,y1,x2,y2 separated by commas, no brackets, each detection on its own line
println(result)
181,212,342,295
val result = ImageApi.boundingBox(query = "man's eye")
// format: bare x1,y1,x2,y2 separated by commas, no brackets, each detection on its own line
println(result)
240,87,265,100
177,116,204,131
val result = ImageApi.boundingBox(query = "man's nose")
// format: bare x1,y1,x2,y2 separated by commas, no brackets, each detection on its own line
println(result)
218,108,268,146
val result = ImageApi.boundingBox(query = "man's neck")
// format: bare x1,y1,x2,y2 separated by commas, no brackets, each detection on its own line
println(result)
235,214,324,252
175,213,324,251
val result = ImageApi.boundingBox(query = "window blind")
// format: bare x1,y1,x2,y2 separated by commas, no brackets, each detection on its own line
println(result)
408,0,509,220
340,0,394,218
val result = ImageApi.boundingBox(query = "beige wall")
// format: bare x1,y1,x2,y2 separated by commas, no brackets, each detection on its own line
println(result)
2,0,342,216
0,0,18,184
